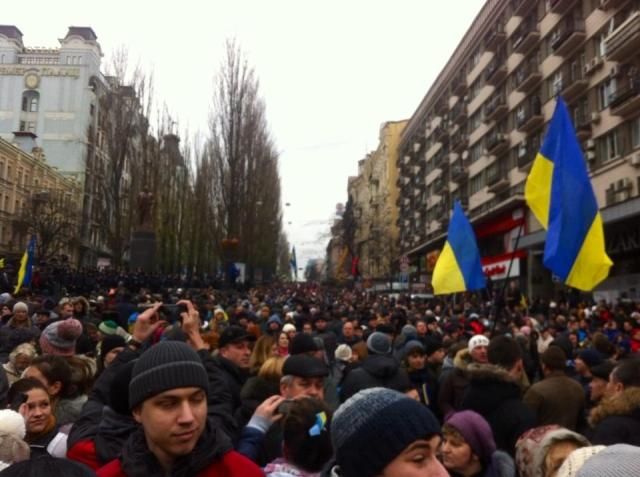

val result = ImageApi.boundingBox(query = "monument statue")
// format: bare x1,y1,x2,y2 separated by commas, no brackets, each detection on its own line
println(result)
137,189,154,230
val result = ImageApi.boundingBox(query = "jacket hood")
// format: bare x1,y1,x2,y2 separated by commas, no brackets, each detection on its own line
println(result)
120,418,232,476
361,354,400,379
453,348,473,370
464,364,522,416
466,363,519,384
589,387,640,426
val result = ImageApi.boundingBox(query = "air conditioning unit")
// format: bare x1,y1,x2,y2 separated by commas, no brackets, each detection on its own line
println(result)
591,112,601,123
630,154,640,167
586,139,596,149
610,65,621,77
617,177,632,190
586,151,597,161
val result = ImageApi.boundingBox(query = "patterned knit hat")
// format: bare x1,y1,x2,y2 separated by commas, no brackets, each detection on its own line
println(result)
39,318,83,356
332,387,441,477
128,341,209,409
575,444,640,477
556,445,605,477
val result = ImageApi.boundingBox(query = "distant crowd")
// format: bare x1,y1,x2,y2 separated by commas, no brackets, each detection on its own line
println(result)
0,276,639,476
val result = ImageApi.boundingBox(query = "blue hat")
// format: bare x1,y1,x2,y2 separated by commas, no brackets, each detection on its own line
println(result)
267,314,282,326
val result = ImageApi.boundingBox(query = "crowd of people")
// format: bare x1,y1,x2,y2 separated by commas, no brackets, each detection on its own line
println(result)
0,277,639,476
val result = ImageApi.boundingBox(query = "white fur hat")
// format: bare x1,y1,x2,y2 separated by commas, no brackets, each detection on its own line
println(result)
0,410,26,439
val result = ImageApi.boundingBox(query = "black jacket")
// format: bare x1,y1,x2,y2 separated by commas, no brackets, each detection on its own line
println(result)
340,354,410,402
211,355,249,419
461,364,535,457
590,387,640,446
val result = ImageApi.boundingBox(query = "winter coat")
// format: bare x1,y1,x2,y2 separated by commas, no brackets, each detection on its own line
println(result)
236,375,280,429
339,354,410,402
96,419,262,477
211,355,249,417
438,348,473,417
589,387,640,446
523,370,585,431
461,364,536,457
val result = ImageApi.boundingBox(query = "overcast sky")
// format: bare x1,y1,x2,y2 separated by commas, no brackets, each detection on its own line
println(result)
7,0,485,269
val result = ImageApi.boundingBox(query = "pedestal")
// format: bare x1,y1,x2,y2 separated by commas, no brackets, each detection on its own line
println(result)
130,230,156,272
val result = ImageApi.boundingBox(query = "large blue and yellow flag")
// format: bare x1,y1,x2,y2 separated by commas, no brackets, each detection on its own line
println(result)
432,201,486,295
14,236,36,294
525,96,612,291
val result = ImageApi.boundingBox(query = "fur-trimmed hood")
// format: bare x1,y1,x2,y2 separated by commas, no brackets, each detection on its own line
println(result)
453,348,474,371
466,363,520,385
589,387,640,426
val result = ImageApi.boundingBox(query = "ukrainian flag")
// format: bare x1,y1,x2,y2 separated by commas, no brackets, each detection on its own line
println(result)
525,97,612,291
432,200,486,295
14,236,36,294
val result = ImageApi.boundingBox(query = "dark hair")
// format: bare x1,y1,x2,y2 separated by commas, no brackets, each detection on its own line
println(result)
0,455,95,476
611,359,640,389
8,377,49,410
282,398,333,473
488,336,522,370
28,355,72,398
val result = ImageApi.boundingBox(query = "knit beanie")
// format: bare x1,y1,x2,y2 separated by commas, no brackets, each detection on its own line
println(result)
12,302,28,313
335,344,353,362
468,334,490,352
100,335,126,358
39,318,83,356
367,332,392,355
98,320,119,336
128,341,209,409
575,444,640,477
445,410,496,465
556,445,605,477
332,387,441,477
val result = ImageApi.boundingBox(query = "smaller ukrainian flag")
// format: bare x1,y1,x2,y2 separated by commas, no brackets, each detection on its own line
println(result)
432,201,486,295
14,236,36,294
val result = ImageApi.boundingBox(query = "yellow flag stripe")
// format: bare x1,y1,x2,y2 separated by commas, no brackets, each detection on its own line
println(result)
432,241,466,295
566,213,613,291
525,152,554,229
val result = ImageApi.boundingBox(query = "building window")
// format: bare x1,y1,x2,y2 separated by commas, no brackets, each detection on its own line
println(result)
551,71,563,97
21,91,40,112
631,117,640,149
598,129,619,162
469,110,483,131
598,78,616,110
19,121,36,133
470,142,484,163
470,172,485,194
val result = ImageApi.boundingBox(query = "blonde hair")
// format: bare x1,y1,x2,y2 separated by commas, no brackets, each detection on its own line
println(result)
249,335,275,374
258,356,286,381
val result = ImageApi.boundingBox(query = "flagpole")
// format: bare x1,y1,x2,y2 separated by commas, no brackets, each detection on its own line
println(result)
490,223,524,336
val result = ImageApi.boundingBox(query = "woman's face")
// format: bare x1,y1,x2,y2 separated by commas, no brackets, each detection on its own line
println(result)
278,333,289,348
381,436,448,477
13,353,32,373
13,309,28,322
545,441,579,477
441,433,475,474
1,305,11,316
407,352,426,371
23,388,52,434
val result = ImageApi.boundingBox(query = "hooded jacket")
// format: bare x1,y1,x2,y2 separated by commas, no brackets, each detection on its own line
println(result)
438,348,474,417
461,364,536,457
97,419,262,477
339,354,410,402
589,387,640,446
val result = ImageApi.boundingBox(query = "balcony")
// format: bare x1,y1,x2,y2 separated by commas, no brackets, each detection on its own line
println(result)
486,132,510,156
516,147,536,171
560,63,589,101
451,101,467,125
515,60,542,94
484,94,508,123
600,0,629,10
512,20,540,55
512,0,537,18
451,128,468,153
451,161,468,182
452,76,467,96
605,11,640,62
432,177,448,195
574,112,592,141
551,19,586,57
433,123,450,145
609,79,640,117
516,97,544,133
434,99,448,117
487,166,510,193
485,25,506,52
549,0,578,15
484,55,508,85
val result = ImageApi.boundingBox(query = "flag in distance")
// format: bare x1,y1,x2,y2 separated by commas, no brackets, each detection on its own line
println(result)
14,236,36,294
525,96,612,291
290,246,298,279
432,201,486,295
0,258,4,269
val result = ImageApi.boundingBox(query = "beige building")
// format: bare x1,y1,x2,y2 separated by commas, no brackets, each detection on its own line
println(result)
397,0,640,298
0,137,81,262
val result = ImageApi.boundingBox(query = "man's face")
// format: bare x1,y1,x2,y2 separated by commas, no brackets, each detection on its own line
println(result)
13,309,28,322
260,307,270,319
220,341,251,369
61,303,74,319
605,371,624,398
381,436,448,477
133,387,207,464
589,376,608,402
407,352,426,370
303,323,313,334
416,321,427,336
575,358,588,375
428,348,445,364
342,322,354,338
281,376,325,400
315,319,327,331
470,345,488,364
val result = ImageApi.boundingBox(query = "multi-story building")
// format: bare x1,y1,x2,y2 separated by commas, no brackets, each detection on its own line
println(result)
397,0,640,299
0,137,81,261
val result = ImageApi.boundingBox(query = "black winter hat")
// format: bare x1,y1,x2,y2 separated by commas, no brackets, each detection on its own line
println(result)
282,354,328,378
288,333,319,355
128,341,209,409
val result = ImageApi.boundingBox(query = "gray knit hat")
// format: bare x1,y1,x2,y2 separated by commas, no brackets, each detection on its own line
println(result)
128,341,209,409
366,332,392,355
332,387,440,477
575,444,640,477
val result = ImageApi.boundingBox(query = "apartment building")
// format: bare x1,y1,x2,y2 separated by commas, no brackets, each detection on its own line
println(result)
0,137,81,261
397,0,640,298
